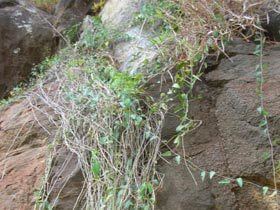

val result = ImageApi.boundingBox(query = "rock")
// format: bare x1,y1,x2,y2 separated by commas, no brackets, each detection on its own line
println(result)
101,0,157,74
54,0,95,32
262,11,280,41
0,82,58,210
47,147,84,210
259,2,280,41
0,0,57,99
156,40,280,209
0,80,84,210
101,0,145,29
114,27,157,74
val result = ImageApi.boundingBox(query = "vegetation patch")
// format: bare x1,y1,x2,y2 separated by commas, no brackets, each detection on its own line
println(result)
30,0,280,209
31,0,58,12
35,17,167,209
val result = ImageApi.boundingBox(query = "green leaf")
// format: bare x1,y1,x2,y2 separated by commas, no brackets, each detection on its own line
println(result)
176,124,186,132
175,155,181,165
174,136,181,147
236,178,243,188
218,179,231,185
254,45,261,56
139,182,153,198
180,93,187,100
213,30,219,38
200,171,206,182
255,71,262,78
255,64,261,72
209,171,216,180
262,152,270,161
262,186,269,195
167,89,173,95
194,53,202,63
257,107,269,116
172,83,181,89
257,106,262,114
259,120,267,127
124,200,133,209
192,74,201,81
162,151,172,157
92,161,101,177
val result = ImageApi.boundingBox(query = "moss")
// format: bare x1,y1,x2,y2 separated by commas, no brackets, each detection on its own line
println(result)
92,0,106,14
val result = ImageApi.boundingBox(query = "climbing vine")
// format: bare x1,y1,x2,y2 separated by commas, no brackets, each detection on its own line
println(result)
254,32,278,197
134,0,280,200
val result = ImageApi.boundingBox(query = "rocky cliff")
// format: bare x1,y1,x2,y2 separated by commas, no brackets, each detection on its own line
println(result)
0,0,280,209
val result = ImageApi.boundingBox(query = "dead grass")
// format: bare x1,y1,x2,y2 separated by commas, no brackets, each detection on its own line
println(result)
31,0,58,12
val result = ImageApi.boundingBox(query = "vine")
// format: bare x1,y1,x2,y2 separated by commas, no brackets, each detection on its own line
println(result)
254,32,278,197
135,0,280,200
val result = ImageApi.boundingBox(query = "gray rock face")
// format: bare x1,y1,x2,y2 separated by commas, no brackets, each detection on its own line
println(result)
54,0,95,32
114,27,157,74
101,0,145,29
157,40,280,210
262,11,280,41
101,0,157,74
0,0,56,98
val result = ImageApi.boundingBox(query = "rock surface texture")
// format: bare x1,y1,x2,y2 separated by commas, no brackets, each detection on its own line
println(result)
0,83,56,209
54,0,95,32
156,40,280,210
101,0,157,74
0,0,96,99
0,0,56,99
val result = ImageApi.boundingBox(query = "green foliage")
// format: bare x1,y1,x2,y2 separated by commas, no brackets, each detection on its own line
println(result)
262,151,271,161
272,138,280,146
162,151,172,157
91,150,101,178
218,179,231,185
236,178,243,188
34,190,52,210
64,23,81,43
200,171,206,182
134,0,181,33
80,17,130,50
254,33,278,195
262,186,269,195
138,182,155,206
34,0,280,208
209,171,216,180
33,55,60,78
35,16,166,208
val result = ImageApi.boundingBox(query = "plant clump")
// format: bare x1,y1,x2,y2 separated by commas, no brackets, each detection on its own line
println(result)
34,17,167,209
30,0,280,209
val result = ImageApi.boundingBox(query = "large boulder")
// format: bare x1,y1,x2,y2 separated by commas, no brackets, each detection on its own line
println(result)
54,0,96,32
0,0,57,99
0,82,57,209
101,0,145,29
101,0,157,74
